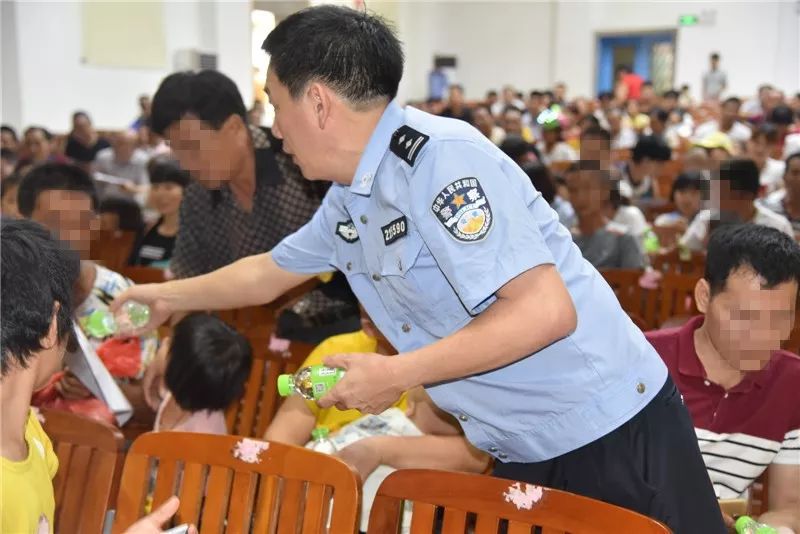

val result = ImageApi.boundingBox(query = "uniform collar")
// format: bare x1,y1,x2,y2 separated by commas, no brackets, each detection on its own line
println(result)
350,100,405,196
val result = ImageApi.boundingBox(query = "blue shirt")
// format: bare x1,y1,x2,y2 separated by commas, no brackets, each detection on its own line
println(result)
272,101,667,463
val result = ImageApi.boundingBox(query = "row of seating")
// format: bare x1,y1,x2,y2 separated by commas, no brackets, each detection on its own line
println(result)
42,412,670,533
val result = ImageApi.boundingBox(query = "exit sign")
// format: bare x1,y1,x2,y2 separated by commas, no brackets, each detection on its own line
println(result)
678,14,699,26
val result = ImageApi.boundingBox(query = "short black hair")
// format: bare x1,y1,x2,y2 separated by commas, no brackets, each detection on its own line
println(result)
502,105,522,117
165,313,253,412
663,89,680,99
148,157,191,188
487,90,498,98
786,151,800,169
1,172,23,200
649,108,670,124
598,91,614,101
616,65,630,74
751,123,780,144
711,52,720,60
521,162,556,204
642,81,653,88
262,5,403,107
98,196,143,233
449,84,464,93
581,125,611,143
72,111,91,123
1,148,17,163
24,126,53,141
722,96,742,108
718,158,760,196
670,171,707,202
1,218,80,376
705,224,800,296
529,90,543,98
1,125,18,141
17,163,99,218
769,105,795,126
150,70,247,136
632,135,671,163
499,135,540,164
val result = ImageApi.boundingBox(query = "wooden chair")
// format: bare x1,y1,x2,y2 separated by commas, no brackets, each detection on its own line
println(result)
650,249,706,276
226,336,316,437
600,269,648,328
643,273,700,330
611,148,632,163
113,432,361,534
90,230,137,272
40,408,125,534
654,159,683,200
367,469,670,534
119,265,166,285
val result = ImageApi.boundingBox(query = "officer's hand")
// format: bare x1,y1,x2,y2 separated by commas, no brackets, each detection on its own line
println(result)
110,284,173,337
318,353,405,414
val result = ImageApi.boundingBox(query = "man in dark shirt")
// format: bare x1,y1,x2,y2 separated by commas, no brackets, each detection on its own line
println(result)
439,84,473,125
146,70,360,382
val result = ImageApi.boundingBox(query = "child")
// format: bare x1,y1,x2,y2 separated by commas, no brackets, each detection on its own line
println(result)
154,313,252,434
128,157,189,269
0,218,190,533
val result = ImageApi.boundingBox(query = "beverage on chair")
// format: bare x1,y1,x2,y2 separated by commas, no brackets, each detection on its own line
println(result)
277,365,345,400
308,426,337,454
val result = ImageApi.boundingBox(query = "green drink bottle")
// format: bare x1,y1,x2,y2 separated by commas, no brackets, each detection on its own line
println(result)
277,365,345,400
735,516,778,534
82,301,151,338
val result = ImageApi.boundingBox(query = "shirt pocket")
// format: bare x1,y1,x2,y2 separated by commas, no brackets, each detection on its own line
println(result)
331,241,368,279
379,231,467,337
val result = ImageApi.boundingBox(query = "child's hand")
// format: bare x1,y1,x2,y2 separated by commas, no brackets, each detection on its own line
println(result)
55,370,91,400
122,496,197,534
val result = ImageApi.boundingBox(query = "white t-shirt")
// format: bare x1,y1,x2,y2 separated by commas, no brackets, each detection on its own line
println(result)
693,120,752,146
536,141,577,166
611,128,637,150
613,205,649,238
679,205,795,251
760,158,786,195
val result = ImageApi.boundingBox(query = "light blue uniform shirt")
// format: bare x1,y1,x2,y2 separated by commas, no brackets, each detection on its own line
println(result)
272,101,667,463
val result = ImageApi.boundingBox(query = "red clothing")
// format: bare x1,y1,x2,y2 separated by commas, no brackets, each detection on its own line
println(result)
622,73,644,100
645,316,800,498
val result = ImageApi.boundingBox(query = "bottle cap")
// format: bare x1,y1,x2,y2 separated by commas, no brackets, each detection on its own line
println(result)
277,374,293,397
311,426,330,440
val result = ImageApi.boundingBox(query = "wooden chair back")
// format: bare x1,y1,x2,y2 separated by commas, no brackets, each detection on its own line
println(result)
89,230,136,272
549,160,574,175
40,408,125,534
650,249,706,276
611,148,632,163
654,159,683,199
600,269,648,328
226,335,316,438
367,469,670,534
118,266,167,285
114,432,361,534
643,273,700,330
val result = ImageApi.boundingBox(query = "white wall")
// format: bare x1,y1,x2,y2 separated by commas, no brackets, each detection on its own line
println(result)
3,0,252,132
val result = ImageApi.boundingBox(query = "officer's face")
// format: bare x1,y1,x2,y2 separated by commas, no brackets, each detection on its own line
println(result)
164,116,248,190
265,68,329,182
699,269,796,370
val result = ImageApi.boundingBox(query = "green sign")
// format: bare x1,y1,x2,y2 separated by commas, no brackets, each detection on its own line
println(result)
679,14,699,26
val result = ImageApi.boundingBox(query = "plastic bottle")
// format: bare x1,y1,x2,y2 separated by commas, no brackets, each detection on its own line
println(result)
735,516,778,534
82,301,151,338
643,228,661,254
277,365,345,401
308,426,337,454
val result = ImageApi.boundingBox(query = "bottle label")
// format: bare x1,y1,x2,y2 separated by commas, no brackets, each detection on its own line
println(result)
317,367,338,377
314,383,327,395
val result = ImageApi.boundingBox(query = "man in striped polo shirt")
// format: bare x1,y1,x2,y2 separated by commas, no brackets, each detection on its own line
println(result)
647,224,800,533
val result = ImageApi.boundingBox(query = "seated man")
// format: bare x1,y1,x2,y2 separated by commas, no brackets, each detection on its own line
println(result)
564,162,645,270
646,224,800,533
681,159,794,251
17,163,158,424
264,313,489,531
617,135,672,203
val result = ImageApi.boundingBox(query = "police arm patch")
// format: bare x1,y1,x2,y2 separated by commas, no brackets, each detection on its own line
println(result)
335,220,359,243
431,178,493,243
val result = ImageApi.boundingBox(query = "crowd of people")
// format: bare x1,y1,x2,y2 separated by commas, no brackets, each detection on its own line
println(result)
1,7,799,531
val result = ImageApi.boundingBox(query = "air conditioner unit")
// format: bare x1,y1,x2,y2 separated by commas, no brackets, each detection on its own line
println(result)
173,49,218,71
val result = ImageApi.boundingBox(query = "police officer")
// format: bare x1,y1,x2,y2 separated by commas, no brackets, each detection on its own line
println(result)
114,6,725,532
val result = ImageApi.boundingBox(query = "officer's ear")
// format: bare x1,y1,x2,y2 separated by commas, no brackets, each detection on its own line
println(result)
695,278,711,314
306,82,332,131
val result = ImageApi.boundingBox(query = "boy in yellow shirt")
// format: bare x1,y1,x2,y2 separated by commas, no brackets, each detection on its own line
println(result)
1,219,192,534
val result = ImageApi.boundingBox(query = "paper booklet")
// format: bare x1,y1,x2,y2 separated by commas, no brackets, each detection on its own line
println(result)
64,322,133,426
